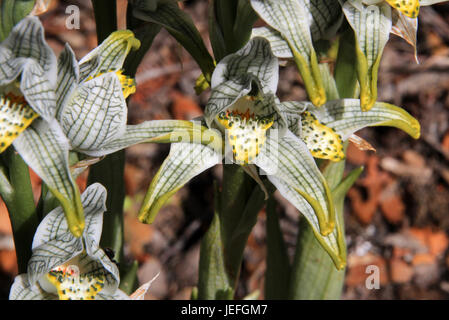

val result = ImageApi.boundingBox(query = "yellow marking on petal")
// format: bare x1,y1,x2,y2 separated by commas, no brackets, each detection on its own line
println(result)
0,94,39,153
301,111,345,161
217,109,274,165
114,70,136,99
46,265,105,300
85,69,136,99
385,0,419,18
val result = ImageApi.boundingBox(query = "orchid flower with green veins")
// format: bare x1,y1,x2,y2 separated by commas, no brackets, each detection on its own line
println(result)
348,0,449,65
0,16,85,237
343,0,449,109
0,16,57,152
139,37,421,268
4,18,211,237
139,37,339,264
250,0,346,107
342,0,392,111
9,183,129,300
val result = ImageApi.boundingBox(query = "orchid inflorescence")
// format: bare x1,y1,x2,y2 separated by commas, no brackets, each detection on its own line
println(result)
1,0,443,299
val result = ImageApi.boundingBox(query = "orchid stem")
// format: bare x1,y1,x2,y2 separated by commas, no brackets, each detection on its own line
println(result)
0,148,38,274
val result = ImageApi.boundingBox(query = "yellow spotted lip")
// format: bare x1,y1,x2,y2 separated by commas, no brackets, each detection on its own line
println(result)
0,93,39,153
46,265,105,300
385,0,420,18
217,109,274,165
301,111,345,162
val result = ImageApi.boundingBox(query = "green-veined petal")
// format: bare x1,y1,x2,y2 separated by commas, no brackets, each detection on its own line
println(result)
0,16,57,81
343,1,392,111
250,0,326,106
254,131,336,236
78,30,140,81
211,37,279,94
61,72,127,153
139,142,221,224
13,119,84,237
55,44,79,120
270,175,346,269
9,274,56,300
251,27,293,59
83,120,223,157
307,98,421,140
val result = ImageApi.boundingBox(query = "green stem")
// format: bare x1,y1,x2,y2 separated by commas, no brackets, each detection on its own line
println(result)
89,0,124,261
0,148,38,273
198,165,269,299
265,197,291,299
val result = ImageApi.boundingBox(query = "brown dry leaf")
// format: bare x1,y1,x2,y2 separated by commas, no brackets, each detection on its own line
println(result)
346,141,369,165
170,91,203,120
391,10,418,63
347,156,393,224
380,194,405,225
124,164,146,196
0,250,17,275
409,227,449,257
349,134,376,152
124,207,153,262
0,200,11,235
390,258,414,283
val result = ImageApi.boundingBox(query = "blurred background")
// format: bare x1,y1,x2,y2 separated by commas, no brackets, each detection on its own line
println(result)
1,0,449,300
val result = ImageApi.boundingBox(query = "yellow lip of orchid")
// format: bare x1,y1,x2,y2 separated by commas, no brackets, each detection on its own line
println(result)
46,264,105,300
300,111,345,162
216,100,274,165
0,92,39,153
85,69,136,99
385,0,420,18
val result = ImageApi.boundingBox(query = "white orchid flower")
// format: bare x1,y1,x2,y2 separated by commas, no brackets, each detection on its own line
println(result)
9,183,126,300
250,0,448,111
2,17,210,236
137,37,420,268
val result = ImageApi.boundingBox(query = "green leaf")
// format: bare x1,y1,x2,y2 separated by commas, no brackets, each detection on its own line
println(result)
319,63,340,101
13,119,84,237
342,1,392,111
198,189,231,300
0,148,38,273
209,0,258,59
265,197,291,299
289,217,346,299
138,142,221,224
0,0,35,41
308,98,421,140
250,0,326,106
334,28,358,99
132,0,215,82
